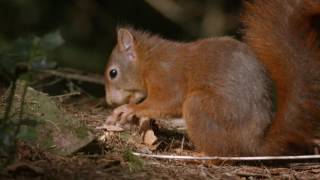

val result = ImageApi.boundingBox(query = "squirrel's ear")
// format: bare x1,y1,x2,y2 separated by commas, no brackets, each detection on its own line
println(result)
117,28,136,60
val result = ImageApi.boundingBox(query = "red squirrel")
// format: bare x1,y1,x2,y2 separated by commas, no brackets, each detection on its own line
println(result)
104,0,320,156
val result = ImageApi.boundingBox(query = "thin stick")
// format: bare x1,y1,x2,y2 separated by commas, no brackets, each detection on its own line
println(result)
132,152,320,161
39,69,105,85
18,82,28,121
3,79,17,122
50,91,81,99
180,135,185,151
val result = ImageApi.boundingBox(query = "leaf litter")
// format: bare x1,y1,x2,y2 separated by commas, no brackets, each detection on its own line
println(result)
1,84,320,179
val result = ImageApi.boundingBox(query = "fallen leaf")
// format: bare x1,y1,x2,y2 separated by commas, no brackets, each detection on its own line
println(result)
143,129,157,146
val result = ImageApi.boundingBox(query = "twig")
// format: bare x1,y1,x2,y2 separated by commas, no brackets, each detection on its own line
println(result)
38,69,105,85
33,77,63,88
3,79,17,122
180,135,185,151
18,82,28,121
9,81,29,165
168,138,174,152
50,91,81,99
132,152,320,161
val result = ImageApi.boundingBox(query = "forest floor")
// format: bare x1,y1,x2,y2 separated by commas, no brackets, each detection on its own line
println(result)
1,80,320,180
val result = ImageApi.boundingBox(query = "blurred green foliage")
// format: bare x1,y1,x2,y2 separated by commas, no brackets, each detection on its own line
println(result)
0,31,63,82
0,31,64,166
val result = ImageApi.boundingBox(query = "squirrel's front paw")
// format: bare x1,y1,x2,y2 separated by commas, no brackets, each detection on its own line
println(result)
106,104,136,126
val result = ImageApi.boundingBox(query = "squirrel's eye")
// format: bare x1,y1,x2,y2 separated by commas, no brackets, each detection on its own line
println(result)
109,69,118,79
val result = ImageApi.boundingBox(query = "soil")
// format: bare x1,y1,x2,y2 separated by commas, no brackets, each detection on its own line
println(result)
1,83,320,180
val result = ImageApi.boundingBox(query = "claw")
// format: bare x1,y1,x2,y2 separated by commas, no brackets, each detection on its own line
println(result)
105,104,136,126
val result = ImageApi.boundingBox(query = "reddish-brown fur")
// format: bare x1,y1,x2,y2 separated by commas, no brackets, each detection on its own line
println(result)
242,0,320,155
105,0,320,156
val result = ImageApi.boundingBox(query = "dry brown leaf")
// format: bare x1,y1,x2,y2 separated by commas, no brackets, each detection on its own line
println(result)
143,129,158,146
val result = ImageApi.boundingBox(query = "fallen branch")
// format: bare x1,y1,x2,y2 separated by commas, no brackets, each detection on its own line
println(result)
132,152,320,161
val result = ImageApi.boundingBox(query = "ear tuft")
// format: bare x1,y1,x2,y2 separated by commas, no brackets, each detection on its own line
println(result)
117,28,134,52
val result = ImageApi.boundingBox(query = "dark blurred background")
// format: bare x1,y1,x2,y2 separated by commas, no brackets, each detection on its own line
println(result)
0,0,242,74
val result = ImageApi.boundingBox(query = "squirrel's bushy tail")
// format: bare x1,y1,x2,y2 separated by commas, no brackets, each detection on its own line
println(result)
243,0,320,155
